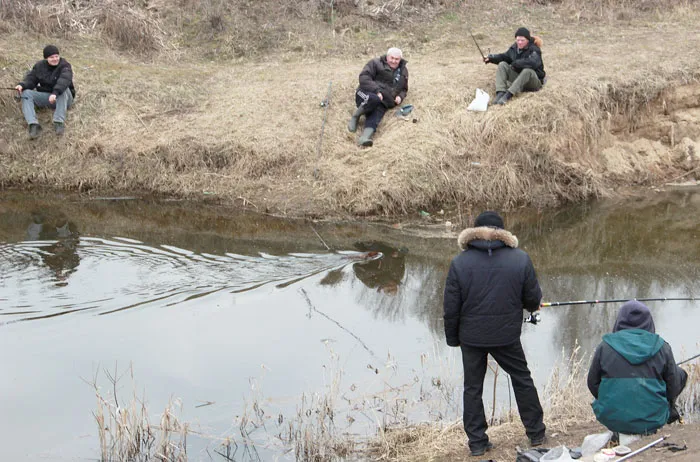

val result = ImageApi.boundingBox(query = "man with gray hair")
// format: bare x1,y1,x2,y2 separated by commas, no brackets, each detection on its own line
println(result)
347,47,408,147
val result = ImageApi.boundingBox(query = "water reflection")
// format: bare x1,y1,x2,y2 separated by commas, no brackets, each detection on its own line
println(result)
352,241,408,295
511,190,700,354
26,210,80,285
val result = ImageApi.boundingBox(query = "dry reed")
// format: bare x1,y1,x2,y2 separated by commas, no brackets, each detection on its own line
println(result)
89,364,188,462
87,346,700,461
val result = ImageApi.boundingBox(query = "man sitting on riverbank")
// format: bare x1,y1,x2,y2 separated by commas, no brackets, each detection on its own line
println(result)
483,27,545,105
587,301,688,435
15,45,76,139
347,47,409,147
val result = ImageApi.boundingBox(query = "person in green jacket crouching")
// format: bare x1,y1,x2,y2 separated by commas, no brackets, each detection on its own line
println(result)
587,300,688,435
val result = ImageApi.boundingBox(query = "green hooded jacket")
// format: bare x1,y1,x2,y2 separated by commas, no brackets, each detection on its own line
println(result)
590,328,670,434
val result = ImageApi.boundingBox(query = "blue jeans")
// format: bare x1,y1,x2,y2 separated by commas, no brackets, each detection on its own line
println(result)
21,89,74,125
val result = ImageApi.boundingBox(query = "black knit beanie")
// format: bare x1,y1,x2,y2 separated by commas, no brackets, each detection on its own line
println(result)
43,45,60,59
514,27,531,41
474,211,504,229
613,300,656,333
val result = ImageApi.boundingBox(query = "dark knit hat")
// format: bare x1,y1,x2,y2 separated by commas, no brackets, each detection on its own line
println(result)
514,27,531,41
613,300,656,333
474,211,504,229
43,45,60,59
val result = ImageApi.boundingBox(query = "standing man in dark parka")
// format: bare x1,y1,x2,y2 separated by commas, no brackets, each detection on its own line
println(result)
443,211,546,457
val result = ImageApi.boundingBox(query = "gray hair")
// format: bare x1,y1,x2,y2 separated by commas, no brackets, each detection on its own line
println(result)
387,47,402,58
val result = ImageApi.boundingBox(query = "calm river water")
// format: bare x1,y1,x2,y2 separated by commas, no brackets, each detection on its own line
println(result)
1,190,699,461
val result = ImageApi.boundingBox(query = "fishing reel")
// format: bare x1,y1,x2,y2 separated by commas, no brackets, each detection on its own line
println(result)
523,311,541,325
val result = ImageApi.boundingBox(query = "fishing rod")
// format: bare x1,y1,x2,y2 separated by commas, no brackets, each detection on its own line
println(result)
313,80,332,180
467,27,488,63
541,297,698,308
678,352,700,366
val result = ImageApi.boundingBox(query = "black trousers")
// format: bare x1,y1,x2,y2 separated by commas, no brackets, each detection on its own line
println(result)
355,89,387,130
460,340,545,450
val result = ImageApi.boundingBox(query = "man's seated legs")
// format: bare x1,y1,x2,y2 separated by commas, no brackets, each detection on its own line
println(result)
349,90,381,133
20,89,47,126
53,90,74,124
496,61,518,93
352,91,385,146
508,68,542,96
21,89,74,136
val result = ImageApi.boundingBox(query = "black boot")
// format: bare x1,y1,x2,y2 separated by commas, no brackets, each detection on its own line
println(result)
28,123,42,139
494,91,505,104
496,91,513,105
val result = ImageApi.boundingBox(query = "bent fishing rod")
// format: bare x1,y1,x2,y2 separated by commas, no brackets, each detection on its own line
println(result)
467,27,487,62
541,297,698,308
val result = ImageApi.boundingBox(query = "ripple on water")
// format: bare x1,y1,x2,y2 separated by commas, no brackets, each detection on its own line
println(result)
0,236,378,326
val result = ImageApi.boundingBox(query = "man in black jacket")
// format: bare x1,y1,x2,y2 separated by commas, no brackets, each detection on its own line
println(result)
443,211,546,457
484,27,545,105
15,45,76,138
347,47,409,147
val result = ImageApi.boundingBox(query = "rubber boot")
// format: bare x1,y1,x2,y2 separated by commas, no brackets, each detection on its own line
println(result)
358,127,375,147
347,104,367,133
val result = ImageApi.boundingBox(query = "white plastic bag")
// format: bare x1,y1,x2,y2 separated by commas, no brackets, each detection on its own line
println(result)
540,445,574,461
467,88,490,112
581,431,613,456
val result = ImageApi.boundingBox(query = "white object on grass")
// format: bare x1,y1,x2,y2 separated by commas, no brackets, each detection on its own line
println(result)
467,88,490,112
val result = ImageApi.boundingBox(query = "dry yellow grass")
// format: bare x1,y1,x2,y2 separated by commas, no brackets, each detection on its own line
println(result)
1,1,700,218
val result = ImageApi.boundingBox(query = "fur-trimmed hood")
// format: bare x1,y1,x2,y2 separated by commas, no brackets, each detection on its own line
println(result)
457,226,519,251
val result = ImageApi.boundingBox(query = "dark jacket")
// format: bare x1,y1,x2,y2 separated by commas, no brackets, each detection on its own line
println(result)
488,41,545,82
587,329,686,434
443,227,542,348
357,55,408,109
19,57,76,97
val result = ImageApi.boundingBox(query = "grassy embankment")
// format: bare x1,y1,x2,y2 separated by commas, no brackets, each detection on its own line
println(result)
2,0,700,218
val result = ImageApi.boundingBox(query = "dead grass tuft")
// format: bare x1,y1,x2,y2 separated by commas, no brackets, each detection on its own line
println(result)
679,362,700,418
0,0,167,53
89,364,188,462
530,0,699,22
